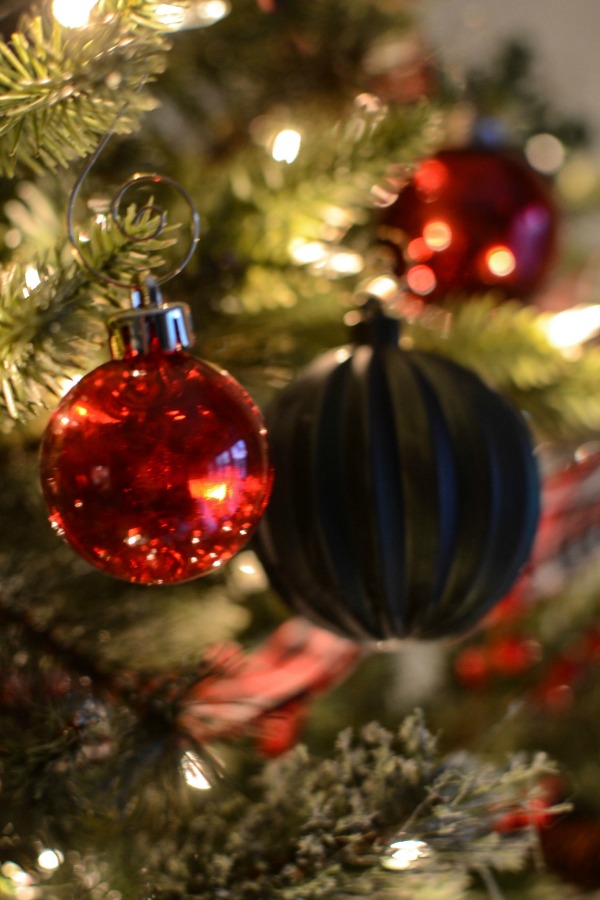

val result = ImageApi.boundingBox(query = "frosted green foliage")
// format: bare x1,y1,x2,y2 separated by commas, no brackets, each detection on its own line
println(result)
0,0,177,175
142,712,562,899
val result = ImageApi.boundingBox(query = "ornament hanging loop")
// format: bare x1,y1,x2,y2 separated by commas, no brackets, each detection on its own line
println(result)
67,130,201,290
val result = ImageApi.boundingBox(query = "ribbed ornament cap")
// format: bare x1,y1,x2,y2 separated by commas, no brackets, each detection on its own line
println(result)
107,279,195,359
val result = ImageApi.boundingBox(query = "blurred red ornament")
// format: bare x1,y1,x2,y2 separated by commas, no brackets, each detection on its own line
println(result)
40,284,272,585
178,617,362,755
378,148,559,300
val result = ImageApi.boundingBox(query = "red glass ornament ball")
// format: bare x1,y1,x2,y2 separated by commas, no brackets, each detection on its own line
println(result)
378,148,559,300
40,350,272,584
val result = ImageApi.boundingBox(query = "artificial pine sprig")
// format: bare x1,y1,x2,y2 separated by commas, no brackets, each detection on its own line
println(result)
0,1,179,175
140,712,565,899
0,206,178,420
406,295,600,441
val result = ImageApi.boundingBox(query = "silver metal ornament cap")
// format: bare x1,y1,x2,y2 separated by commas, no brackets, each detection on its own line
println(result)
107,279,196,358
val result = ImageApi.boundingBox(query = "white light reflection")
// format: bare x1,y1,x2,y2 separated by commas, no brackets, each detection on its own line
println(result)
181,750,212,790
272,129,302,164
381,838,431,872
52,0,97,28
325,250,364,276
22,266,41,298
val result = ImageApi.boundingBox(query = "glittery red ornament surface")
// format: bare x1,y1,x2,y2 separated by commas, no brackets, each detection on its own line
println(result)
40,350,272,584
378,148,559,300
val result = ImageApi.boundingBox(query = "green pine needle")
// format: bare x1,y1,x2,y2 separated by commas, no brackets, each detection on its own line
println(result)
0,205,178,421
0,1,177,175
406,296,600,441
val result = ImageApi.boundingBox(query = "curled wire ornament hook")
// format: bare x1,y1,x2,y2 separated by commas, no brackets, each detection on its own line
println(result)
67,130,201,290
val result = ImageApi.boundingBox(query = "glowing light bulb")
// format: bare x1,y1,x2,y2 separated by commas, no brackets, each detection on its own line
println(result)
423,220,452,251
289,239,328,265
52,0,97,28
272,129,302,164
363,275,401,301
381,838,431,872
181,751,212,790
485,245,516,278
544,304,600,349
327,250,364,276
37,849,63,871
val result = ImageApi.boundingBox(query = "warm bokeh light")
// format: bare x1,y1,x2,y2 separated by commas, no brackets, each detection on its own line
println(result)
406,264,436,295
557,153,600,204
272,129,302,164
326,250,364,275
525,132,566,175
485,245,516,278
544,304,600,349
230,550,269,593
192,0,231,24
423,220,452,251
381,838,431,872
362,275,401,301
406,237,432,262
1,861,33,886
52,0,97,27
37,849,64,871
413,158,448,195
156,1,230,29
289,239,328,265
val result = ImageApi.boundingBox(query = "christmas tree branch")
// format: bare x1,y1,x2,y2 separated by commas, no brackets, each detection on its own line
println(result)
140,713,564,899
0,0,178,175
0,206,178,420
406,296,600,440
